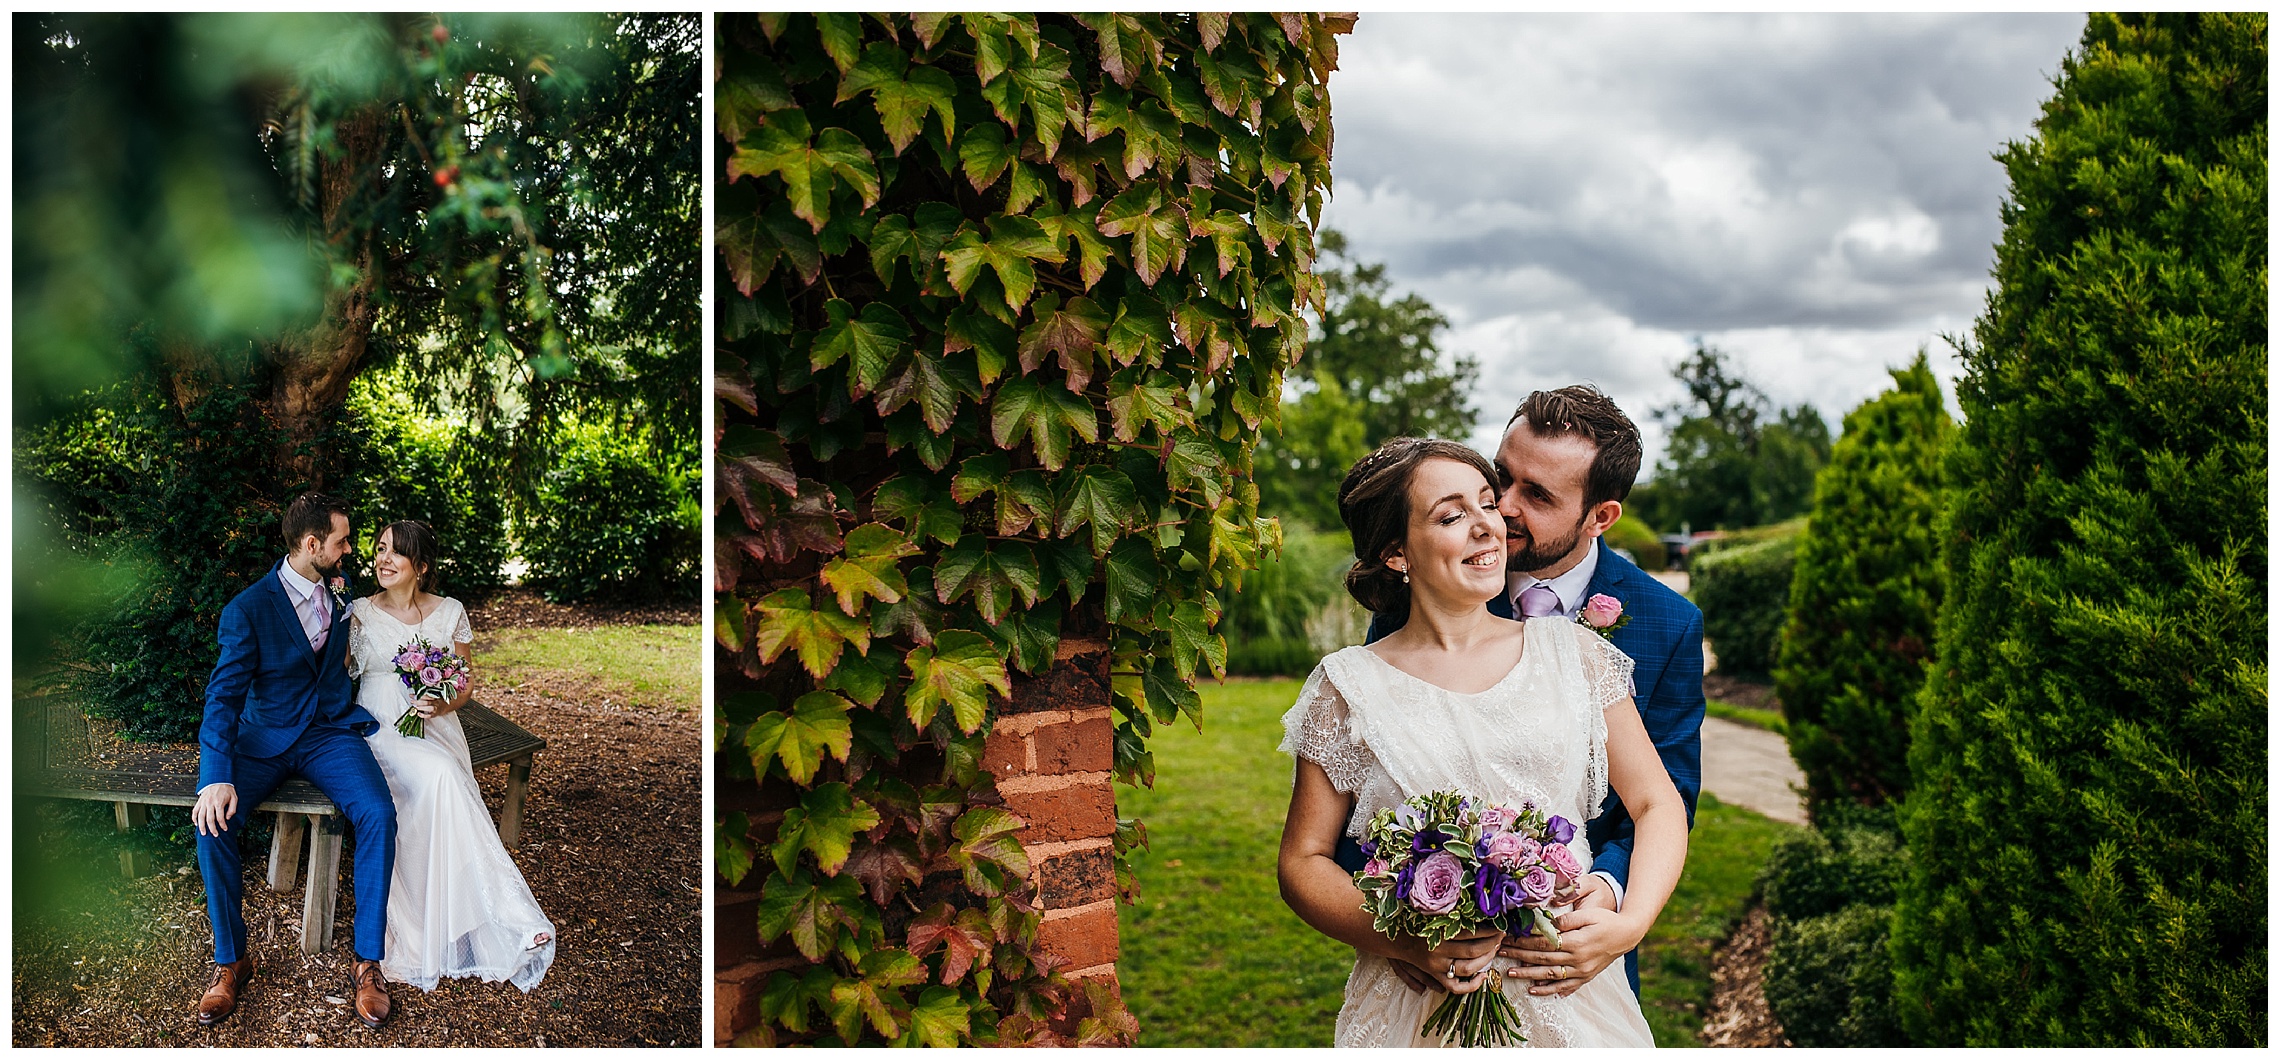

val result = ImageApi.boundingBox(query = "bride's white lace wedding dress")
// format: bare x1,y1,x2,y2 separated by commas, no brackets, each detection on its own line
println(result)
350,596,556,993
1280,618,1656,1048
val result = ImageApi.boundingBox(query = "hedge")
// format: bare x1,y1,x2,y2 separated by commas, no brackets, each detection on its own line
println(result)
522,423,698,603
1689,529,1798,681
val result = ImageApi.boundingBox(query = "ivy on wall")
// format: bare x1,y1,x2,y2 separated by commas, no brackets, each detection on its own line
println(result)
713,12,1350,1045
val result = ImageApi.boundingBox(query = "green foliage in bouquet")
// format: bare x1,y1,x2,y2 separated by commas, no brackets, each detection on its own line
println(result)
1890,13,2267,1046
713,12,1350,1045
1773,355,1950,809
1690,529,1800,681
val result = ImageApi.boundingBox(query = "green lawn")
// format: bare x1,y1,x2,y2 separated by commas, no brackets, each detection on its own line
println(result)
1704,699,1788,737
481,623,701,711
1117,677,1798,1047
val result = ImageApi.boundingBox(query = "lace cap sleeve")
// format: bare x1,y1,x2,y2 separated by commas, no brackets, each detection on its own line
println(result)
1276,663,1372,793
1575,623,1636,711
447,597,474,646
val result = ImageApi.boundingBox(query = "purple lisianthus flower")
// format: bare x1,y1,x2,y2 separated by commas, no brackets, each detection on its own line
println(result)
1519,866,1556,905
1473,862,1527,918
1411,828,1447,856
1357,839,1379,860
1394,860,1416,900
1545,814,1576,846
1408,852,1464,914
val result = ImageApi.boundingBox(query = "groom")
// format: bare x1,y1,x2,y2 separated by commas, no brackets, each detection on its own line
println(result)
191,492,397,1029
1352,384,1705,999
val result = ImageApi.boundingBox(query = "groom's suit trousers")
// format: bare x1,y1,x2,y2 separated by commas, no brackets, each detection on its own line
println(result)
196,721,396,965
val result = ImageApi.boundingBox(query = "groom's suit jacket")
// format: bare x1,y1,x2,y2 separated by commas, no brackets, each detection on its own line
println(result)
1356,539,1705,892
196,560,379,790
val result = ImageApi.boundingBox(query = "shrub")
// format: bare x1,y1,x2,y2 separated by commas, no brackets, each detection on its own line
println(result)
1758,813,1905,923
1603,513,1666,571
1222,525,1359,675
1891,14,2266,1045
340,385,512,601
1689,529,1798,680
1773,355,1951,808
522,424,697,603
1763,904,1906,1047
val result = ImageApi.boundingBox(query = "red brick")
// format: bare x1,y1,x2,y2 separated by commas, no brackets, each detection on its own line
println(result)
1036,902,1120,969
1031,717,1113,774
716,963,767,1043
1000,779,1118,844
981,728,1029,778
1037,847,1117,909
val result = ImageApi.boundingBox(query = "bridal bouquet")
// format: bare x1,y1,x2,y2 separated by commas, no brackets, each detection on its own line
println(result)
1352,789,1585,1047
391,635,469,738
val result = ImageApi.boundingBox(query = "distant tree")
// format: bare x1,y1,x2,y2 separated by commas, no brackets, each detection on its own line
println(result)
1890,13,2265,1045
1255,230,1477,529
1631,344,1830,531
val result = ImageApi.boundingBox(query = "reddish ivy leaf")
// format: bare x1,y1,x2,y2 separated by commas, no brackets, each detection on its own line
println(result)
1017,294,1110,392
905,902,996,986
841,835,924,906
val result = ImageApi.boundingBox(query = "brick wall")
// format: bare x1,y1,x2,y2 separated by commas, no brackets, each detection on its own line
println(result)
714,638,1123,1045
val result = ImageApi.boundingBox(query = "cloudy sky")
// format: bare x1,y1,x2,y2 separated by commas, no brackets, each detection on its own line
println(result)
1319,13,2087,463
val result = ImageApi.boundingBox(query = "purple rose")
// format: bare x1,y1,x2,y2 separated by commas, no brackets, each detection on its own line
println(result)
1542,842,1583,882
1545,815,1576,846
1483,832,1535,871
1518,866,1556,905
1408,852,1464,914
419,666,445,686
394,650,425,670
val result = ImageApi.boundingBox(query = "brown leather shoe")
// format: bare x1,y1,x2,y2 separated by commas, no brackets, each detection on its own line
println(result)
349,960,392,1029
196,958,255,1026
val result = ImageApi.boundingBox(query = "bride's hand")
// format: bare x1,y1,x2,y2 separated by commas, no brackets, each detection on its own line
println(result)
1407,929,1504,996
416,696,459,719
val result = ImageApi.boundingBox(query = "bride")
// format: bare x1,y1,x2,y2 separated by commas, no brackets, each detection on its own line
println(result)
1277,439,1685,1047
349,519,556,993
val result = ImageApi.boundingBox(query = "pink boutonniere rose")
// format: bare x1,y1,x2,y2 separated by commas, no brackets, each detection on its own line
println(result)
1577,593,1629,640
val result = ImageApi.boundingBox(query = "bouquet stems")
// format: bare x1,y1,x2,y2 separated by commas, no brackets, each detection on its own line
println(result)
1421,973,1525,1048
396,708,425,739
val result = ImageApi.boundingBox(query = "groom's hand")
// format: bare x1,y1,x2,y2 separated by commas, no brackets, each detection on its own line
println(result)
192,784,239,837
1502,901,1644,997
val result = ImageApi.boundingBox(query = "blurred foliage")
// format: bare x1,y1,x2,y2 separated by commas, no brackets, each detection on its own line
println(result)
1602,513,1665,572
523,423,699,604
1892,13,2266,1045
1221,525,1361,676
1253,230,1477,531
1689,526,1800,682
1629,345,1830,533
1757,803,1910,1046
340,372,513,601
1774,354,1950,810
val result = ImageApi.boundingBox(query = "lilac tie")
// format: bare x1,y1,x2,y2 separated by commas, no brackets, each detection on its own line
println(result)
306,585,330,651
1518,584,1560,619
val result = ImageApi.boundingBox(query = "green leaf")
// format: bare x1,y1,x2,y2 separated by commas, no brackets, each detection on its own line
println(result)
821,644,892,708
812,299,911,396
1104,288,1174,366
718,186,823,292
903,630,1011,733
815,13,863,72
1102,537,1163,625
949,805,1031,896
837,44,956,155
756,868,860,961
990,375,1098,470
1017,294,1110,391
1143,655,1203,728
943,307,1016,383
1105,369,1188,441
1075,12,1163,87
754,588,871,679
1164,433,1228,505
995,607,1061,676
746,690,857,786
950,453,1011,504
872,349,969,434
1165,599,1226,681
956,123,1015,192
827,949,928,1042
757,967,833,1036
934,539,1041,624
1096,184,1188,285
979,40,1075,155
718,811,755,887
872,566,946,647
871,476,963,548
1036,536,1096,603
727,113,880,233
717,48,793,145
905,986,971,1047
775,781,882,877
1055,464,1141,556
819,522,919,615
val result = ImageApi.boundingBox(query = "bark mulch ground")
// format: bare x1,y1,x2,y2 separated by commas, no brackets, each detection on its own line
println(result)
1699,904,1789,1048
11,593,701,1048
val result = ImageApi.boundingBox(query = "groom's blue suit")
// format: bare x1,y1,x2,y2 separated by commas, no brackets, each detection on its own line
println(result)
1346,539,1705,995
196,559,396,965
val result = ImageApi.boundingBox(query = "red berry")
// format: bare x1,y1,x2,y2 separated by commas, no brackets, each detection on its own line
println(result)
431,24,449,44
433,165,459,187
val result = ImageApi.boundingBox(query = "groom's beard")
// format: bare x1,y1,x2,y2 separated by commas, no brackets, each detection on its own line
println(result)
1506,511,1588,574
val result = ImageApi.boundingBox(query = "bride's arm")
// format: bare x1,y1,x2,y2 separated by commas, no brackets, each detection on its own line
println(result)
1505,694,1687,994
1277,758,1503,993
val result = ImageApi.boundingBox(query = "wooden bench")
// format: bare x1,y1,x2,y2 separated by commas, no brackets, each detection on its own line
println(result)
24,697,546,955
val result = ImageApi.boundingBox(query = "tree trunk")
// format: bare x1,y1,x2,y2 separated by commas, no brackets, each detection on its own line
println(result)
267,105,386,490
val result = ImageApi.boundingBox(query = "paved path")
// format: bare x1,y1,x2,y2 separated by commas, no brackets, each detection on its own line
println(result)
1699,717,1807,826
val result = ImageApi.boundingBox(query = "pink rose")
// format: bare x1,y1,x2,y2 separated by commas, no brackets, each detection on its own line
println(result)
1483,832,1536,871
394,650,425,670
1519,866,1556,904
1478,806,1517,835
1541,842,1583,882
1408,852,1464,914
1582,593,1625,629
1362,858,1389,878
419,666,445,686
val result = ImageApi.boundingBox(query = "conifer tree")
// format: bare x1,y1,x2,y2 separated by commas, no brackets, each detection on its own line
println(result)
1774,354,1950,809
1890,14,2265,1045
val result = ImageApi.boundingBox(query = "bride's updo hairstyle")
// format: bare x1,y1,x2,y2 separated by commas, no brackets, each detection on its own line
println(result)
380,519,442,593
1337,437,1500,628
